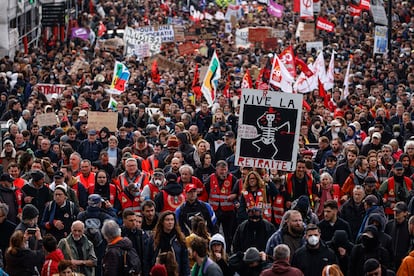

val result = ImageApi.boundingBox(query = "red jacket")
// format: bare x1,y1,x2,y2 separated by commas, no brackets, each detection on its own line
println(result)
41,249,65,276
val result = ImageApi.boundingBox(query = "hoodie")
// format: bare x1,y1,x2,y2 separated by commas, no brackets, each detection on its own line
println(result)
154,181,184,212
41,249,64,276
260,260,303,276
102,237,137,276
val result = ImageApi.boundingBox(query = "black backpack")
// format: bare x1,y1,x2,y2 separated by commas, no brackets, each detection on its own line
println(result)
120,247,141,276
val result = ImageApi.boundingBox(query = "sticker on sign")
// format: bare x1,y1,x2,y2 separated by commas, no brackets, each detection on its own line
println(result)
238,124,260,139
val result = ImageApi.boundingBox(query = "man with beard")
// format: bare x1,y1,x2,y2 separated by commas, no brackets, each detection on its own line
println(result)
189,125,202,146
379,162,413,216
265,210,305,260
205,160,238,252
57,220,97,276
291,224,337,276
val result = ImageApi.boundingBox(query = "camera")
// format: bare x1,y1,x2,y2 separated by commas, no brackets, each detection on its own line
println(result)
27,228,36,235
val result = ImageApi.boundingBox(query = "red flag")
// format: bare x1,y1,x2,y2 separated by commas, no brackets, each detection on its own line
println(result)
97,21,107,37
295,57,314,77
316,17,335,33
223,74,231,98
303,100,311,112
349,4,361,16
241,70,253,89
360,0,370,10
151,60,161,84
256,68,269,90
293,0,300,12
279,46,296,78
318,77,326,98
192,64,201,99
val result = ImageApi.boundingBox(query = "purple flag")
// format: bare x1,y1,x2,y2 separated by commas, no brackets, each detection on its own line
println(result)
268,1,284,18
71,28,90,40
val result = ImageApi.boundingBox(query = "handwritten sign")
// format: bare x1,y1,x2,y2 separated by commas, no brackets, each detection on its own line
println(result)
87,111,118,132
36,113,58,127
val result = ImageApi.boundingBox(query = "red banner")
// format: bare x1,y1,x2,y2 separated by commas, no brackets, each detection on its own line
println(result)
316,17,335,33
360,0,370,10
349,4,362,16
279,46,297,78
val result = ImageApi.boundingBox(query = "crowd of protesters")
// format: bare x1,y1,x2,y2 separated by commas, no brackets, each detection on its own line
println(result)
1,0,414,275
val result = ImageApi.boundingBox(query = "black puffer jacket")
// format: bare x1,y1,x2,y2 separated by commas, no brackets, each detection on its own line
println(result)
5,247,44,276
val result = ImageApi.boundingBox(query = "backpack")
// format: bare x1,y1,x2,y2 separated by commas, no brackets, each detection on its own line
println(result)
84,213,106,247
120,248,141,276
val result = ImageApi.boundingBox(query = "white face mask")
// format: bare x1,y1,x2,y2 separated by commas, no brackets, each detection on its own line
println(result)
394,132,400,137
307,235,320,246
333,127,340,133
154,179,163,187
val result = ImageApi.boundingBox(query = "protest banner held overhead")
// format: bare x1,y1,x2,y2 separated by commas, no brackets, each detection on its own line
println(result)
235,89,303,171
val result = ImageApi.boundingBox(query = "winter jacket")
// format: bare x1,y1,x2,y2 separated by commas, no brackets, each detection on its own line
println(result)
102,237,139,276
265,227,305,259
397,250,414,276
339,197,365,241
41,249,64,276
232,219,276,253
291,242,337,276
260,260,303,276
5,247,44,276
191,257,223,276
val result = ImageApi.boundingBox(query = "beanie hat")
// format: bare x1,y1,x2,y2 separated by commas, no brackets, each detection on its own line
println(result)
55,185,67,196
22,204,39,220
166,135,179,149
243,247,260,263
292,195,310,212
150,264,167,276
210,233,226,253
363,258,380,273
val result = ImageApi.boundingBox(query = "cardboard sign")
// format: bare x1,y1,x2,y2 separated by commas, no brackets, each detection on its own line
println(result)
300,23,315,42
306,41,324,52
235,89,303,171
263,37,278,51
36,83,66,100
36,113,58,127
248,27,271,43
178,42,196,56
173,25,185,42
148,55,184,71
123,26,161,57
87,111,118,132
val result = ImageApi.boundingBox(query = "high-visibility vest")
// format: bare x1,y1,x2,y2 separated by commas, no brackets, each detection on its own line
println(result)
286,173,315,207
178,176,208,202
384,177,412,215
147,183,160,201
76,172,95,189
88,184,117,205
118,171,149,190
242,188,272,222
272,195,285,225
142,155,159,174
208,174,235,212
119,191,143,214
161,190,186,212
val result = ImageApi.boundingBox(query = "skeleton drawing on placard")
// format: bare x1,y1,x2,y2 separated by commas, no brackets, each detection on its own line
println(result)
252,107,291,159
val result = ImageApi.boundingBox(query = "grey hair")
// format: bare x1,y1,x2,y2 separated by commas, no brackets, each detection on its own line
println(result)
101,220,121,241
179,164,194,175
0,203,9,216
320,172,333,184
405,141,414,152
71,220,85,230
274,244,290,260
22,109,31,116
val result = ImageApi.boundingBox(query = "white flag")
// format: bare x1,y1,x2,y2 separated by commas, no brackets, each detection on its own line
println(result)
269,55,294,93
343,59,351,99
324,51,335,91
300,0,314,19
294,52,325,93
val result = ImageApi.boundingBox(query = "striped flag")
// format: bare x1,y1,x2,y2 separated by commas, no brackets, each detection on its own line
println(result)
108,61,130,94
201,51,221,106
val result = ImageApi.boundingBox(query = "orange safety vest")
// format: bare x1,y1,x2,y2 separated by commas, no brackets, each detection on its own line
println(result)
161,190,186,212
286,173,315,207
242,188,272,222
147,183,160,201
208,174,235,212
88,184,118,205
142,155,159,174
272,195,285,225
119,192,143,214
384,177,412,215
118,171,149,190
76,172,96,189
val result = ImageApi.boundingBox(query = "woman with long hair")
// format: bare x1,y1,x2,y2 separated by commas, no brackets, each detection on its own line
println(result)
153,211,190,276
238,171,277,222
185,216,211,268
194,152,215,184
157,251,179,276
90,170,121,211
5,229,44,276
189,139,209,169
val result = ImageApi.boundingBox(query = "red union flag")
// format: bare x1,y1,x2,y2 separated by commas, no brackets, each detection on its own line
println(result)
360,0,370,10
349,4,362,16
279,46,296,78
270,55,294,93
316,17,335,33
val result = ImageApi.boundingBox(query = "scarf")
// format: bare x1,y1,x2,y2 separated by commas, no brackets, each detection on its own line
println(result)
354,169,368,180
191,257,213,276
317,185,333,219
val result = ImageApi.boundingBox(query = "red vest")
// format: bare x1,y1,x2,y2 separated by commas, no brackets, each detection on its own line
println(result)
88,184,117,205
161,190,185,212
118,171,149,190
147,184,160,201
119,192,143,213
208,174,235,211
384,177,412,214
242,188,272,222
332,184,341,207
142,155,159,174
272,195,285,225
76,172,96,189
13,178,25,189
178,176,208,202
286,173,315,208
